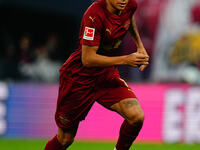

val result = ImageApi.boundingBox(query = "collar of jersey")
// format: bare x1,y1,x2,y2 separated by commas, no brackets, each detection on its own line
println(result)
101,0,127,20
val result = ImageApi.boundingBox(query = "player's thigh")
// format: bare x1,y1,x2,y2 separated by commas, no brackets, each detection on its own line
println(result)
110,98,145,123
96,86,137,109
55,73,95,130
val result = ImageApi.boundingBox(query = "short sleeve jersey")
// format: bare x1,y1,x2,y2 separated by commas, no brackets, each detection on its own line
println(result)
60,0,137,82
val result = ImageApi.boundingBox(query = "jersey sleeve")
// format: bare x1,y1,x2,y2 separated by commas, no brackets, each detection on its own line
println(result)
81,11,103,46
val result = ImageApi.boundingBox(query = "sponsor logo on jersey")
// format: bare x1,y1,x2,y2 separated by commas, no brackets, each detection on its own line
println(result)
83,27,95,40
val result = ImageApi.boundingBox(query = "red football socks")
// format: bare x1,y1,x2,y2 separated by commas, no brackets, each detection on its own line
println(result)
116,120,143,150
44,136,64,150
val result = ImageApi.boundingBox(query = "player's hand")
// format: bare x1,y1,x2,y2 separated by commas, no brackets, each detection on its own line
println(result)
125,52,149,68
137,47,149,71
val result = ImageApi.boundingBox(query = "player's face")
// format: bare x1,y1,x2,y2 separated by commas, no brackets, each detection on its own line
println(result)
108,0,129,11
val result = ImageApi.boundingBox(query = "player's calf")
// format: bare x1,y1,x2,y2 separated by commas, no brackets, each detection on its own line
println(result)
44,136,64,150
111,98,145,150
115,119,144,150
44,127,77,150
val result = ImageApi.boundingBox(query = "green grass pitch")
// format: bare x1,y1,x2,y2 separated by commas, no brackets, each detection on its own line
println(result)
0,138,199,150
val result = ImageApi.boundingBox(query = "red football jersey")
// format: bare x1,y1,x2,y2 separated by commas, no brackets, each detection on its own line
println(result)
60,0,137,84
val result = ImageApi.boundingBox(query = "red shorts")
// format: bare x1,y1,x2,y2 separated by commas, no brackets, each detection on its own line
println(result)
55,69,136,129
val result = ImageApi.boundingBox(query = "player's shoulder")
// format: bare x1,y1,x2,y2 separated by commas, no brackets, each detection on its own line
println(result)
83,0,105,19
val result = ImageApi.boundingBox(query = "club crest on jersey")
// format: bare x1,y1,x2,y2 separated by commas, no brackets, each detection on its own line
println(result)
83,27,95,40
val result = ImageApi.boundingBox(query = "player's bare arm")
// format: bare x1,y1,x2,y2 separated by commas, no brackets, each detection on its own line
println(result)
82,45,149,68
129,17,149,71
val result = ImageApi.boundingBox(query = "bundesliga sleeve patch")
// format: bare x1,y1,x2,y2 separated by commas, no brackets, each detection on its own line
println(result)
83,27,95,41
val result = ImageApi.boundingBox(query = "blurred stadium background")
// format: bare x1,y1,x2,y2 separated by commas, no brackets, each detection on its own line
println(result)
0,0,200,149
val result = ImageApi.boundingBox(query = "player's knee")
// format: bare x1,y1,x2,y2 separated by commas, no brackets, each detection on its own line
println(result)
127,110,145,126
57,135,75,147
63,138,74,148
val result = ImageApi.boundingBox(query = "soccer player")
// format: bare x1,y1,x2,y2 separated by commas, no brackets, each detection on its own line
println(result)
44,0,149,150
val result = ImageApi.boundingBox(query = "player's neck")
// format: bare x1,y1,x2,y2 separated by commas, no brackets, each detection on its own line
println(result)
105,0,122,16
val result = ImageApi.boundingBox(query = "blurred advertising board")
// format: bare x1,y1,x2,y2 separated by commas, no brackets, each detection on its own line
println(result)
0,82,8,136
0,82,199,143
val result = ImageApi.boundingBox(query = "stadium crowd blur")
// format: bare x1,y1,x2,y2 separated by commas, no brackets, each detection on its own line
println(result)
0,0,200,83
